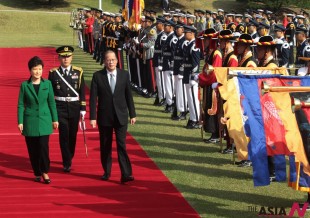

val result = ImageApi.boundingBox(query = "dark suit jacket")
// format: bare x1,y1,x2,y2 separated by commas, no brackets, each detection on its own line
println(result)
17,78,58,136
89,68,136,126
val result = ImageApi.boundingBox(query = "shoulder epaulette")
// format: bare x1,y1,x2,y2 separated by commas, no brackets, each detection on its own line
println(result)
49,67,58,73
72,66,83,72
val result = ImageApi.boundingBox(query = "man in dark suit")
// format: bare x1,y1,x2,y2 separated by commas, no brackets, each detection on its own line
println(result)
89,50,136,184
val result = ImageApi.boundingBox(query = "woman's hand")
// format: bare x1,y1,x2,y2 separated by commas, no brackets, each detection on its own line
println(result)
18,124,23,134
53,122,59,130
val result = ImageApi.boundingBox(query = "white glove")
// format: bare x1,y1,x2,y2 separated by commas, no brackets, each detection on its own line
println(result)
80,111,86,118
158,66,163,71
169,71,173,76
211,82,219,89
133,37,139,45
178,75,183,79
189,80,197,87
179,65,184,73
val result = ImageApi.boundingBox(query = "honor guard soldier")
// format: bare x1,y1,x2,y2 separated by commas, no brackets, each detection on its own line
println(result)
161,19,178,113
218,29,238,154
112,13,126,69
186,14,196,26
153,17,166,106
182,25,201,129
236,34,257,67
295,26,310,73
219,30,239,67
49,46,86,173
256,36,278,68
196,10,206,32
199,28,222,142
140,16,157,97
285,21,296,69
205,10,214,29
171,22,187,121
274,24,290,67
248,19,260,42
92,9,102,61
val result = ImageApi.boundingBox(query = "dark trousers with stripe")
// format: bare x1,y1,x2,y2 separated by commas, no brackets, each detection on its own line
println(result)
145,59,156,93
58,114,79,168
25,135,50,176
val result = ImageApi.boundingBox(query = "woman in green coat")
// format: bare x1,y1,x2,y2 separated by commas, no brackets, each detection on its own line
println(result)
17,56,59,184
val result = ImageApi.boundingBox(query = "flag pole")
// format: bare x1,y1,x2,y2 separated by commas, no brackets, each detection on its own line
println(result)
99,0,102,10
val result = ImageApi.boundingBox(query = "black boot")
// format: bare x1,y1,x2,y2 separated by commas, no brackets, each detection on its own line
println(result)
153,96,160,105
171,106,178,119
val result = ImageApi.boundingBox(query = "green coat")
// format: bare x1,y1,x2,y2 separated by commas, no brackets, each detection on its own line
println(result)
17,78,58,136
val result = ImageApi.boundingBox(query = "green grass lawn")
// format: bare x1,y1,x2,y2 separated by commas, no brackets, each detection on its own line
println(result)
1,4,309,218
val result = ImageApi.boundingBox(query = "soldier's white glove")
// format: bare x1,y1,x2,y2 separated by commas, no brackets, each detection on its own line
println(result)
169,61,174,70
178,75,183,79
179,65,184,73
80,111,86,118
158,66,163,71
191,74,199,82
115,31,120,37
189,80,197,87
133,37,139,45
211,82,219,89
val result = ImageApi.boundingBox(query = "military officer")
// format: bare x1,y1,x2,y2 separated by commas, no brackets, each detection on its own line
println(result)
161,19,178,113
182,25,201,129
48,46,86,173
153,17,166,106
140,16,157,97
171,22,187,121
274,24,290,67
295,26,310,73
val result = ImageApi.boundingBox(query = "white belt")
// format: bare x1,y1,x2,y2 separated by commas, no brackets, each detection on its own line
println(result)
174,56,183,60
55,96,79,102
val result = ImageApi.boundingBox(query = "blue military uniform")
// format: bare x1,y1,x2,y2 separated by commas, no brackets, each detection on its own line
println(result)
171,22,188,120
274,24,290,67
295,26,310,73
182,25,201,129
161,20,178,112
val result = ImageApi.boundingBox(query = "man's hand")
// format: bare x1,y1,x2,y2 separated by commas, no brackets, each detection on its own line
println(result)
130,117,136,125
90,120,97,128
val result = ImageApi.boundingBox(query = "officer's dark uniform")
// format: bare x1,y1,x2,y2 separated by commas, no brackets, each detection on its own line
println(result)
182,25,201,129
153,18,165,105
295,26,310,73
48,46,86,172
285,22,296,67
171,22,187,119
274,24,290,67
161,20,178,112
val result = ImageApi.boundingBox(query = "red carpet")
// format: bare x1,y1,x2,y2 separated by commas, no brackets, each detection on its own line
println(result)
0,48,199,218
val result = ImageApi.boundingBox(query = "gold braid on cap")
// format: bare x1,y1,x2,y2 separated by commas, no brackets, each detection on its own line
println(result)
238,38,253,44
218,33,234,39
257,41,275,46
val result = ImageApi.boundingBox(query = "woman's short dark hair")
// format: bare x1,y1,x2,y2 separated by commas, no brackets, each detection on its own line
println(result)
28,56,44,70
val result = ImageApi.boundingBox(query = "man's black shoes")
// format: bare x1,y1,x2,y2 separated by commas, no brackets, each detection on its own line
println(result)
101,173,110,181
121,176,134,184
63,166,71,173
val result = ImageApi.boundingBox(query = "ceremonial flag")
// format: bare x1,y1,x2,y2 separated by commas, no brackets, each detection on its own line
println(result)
123,0,144,30
238,74,310,186
122,0,134,21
